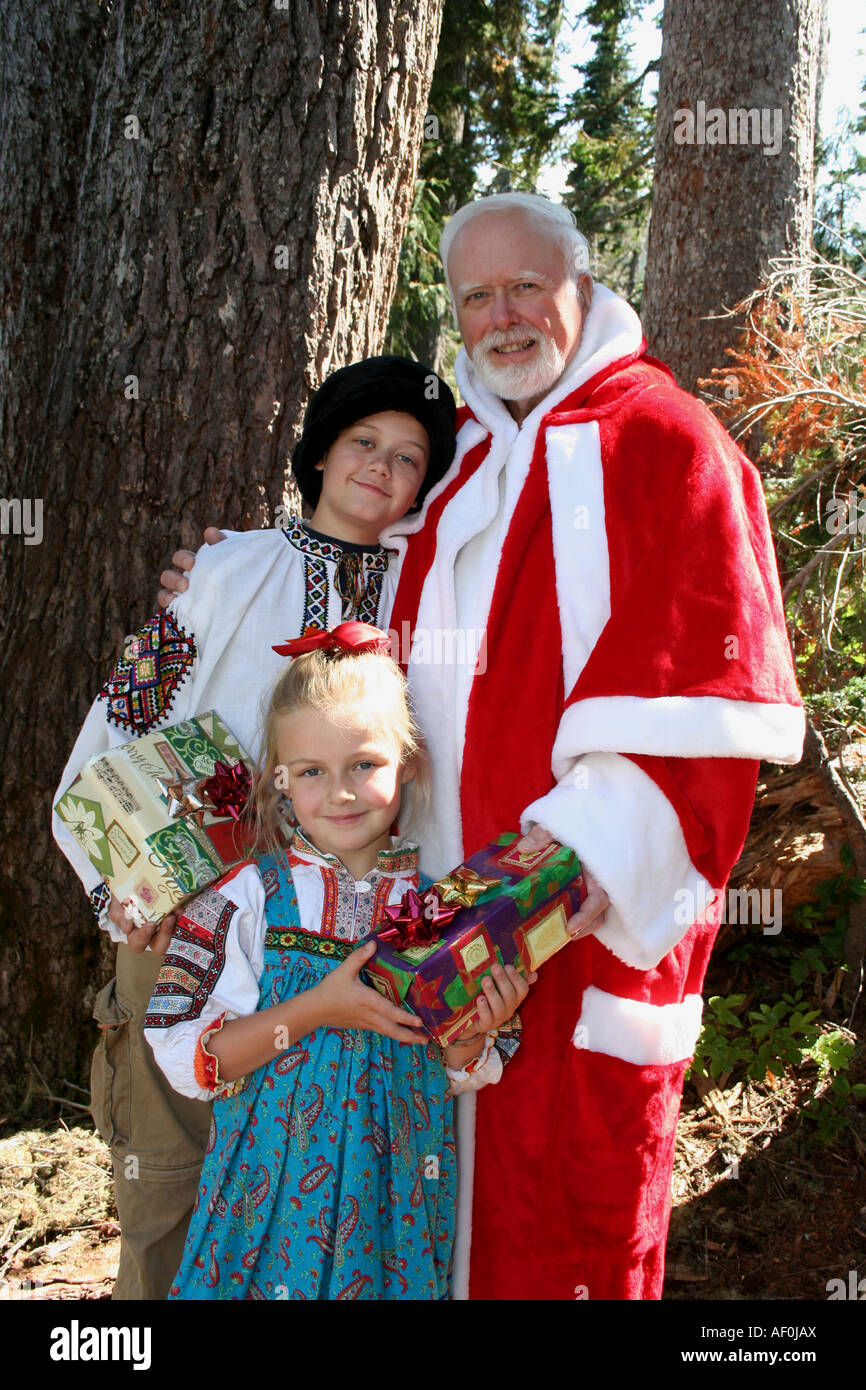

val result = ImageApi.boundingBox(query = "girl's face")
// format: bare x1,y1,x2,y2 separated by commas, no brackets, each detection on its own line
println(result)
275,706,413,878
310,410,430,544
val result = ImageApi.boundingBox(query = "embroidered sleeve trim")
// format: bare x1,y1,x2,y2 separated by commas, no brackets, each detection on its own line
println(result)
143,887,235,1028
89,880,111,928
493,1010,522,1067
98,611,197,735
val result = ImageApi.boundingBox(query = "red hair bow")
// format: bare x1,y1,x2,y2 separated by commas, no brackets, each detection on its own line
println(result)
272,621,392,659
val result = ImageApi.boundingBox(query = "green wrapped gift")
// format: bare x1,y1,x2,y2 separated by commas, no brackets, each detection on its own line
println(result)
365,832,586,1045
56,712,254,926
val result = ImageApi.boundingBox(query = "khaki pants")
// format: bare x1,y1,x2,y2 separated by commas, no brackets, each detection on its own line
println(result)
91,943,212,1300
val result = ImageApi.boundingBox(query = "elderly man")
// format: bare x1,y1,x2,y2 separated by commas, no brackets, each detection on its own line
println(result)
372,194,804,1299
125,193,807,1299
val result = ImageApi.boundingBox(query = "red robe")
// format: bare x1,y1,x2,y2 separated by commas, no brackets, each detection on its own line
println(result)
383,286,803,1300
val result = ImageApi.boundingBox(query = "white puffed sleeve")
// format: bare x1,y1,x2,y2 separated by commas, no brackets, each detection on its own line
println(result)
143,863,266,1101
446,1040,504,1096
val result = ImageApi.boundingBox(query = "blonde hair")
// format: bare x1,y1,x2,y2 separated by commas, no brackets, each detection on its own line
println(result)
245,646,431,855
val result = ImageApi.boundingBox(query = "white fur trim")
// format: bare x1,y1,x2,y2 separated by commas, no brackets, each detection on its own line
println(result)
407,418,529,873
574,986,704,1066
546,421,611,692
521,751,718,971
451,1091,476,1301
551,696,806,771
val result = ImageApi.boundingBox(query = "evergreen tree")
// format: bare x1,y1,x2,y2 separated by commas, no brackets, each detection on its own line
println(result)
562,0,657,302
386,0,564,373
813,71,866,267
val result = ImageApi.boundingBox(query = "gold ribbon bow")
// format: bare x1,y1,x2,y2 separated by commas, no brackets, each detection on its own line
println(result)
431,866,500,908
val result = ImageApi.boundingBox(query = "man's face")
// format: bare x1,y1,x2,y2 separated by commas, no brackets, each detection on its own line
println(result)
448,212,590,416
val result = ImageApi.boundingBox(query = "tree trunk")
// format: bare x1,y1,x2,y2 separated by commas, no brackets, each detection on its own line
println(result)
0,0,443,1114
0,0,109,1114
642,0,825,393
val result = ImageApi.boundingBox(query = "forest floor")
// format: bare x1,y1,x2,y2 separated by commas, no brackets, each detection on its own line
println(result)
1,959,864,1302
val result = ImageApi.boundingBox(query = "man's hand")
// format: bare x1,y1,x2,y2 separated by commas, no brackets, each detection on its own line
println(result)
514,823,610,941
108,896,176,955
157,526,226,608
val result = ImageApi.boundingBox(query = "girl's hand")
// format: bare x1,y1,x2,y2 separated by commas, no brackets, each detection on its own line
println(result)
314,940,427,1045
447,961,536,1054
108,895,176,955
444,963,537,1072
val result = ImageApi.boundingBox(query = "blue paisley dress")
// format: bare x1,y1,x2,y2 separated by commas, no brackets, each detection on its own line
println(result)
150,840,455,1300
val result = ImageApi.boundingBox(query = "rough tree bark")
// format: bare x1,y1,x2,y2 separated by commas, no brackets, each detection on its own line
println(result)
0,0,444,1113
0,0,109,1112
642,0,825,393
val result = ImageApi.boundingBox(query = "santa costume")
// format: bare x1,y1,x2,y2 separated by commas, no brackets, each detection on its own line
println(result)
381,283,804,1300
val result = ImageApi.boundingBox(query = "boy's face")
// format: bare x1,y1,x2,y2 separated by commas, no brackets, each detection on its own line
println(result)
311,410,430,543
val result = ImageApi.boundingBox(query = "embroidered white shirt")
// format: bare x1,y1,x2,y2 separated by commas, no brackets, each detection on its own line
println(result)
52,520,398,939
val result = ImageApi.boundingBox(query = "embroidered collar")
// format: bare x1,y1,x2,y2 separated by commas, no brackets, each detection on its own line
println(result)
288,827,419,879
283,516,390,572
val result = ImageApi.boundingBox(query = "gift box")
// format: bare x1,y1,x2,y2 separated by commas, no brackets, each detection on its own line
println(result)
56,711,254,926
365,832,587,1045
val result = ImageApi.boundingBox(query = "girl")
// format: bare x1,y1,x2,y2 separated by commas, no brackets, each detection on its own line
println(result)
144,623,531,1300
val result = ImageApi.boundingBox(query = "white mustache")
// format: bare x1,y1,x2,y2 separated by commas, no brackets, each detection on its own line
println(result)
472,327,565,400
478,332,538,351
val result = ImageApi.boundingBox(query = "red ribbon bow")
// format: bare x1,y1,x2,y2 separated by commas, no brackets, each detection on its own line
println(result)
378,887,459,950
200,760,252,821
272,621,392,659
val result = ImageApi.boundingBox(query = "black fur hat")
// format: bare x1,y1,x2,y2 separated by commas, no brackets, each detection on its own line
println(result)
291,356,457,511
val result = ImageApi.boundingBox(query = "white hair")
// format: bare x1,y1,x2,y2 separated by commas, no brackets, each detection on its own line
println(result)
440,193,592,312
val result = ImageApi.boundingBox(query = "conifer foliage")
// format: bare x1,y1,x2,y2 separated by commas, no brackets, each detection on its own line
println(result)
562,0,657,300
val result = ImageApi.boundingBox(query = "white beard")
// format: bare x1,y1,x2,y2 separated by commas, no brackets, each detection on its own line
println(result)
471,330,566,402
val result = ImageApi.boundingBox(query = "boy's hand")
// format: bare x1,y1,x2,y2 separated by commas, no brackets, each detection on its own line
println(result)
314,940,427,1045
514,824,610,940
157,526,226,607
108,896,176,955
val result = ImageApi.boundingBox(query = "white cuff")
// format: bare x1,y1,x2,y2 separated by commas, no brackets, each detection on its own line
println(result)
521,751,717,971
446,1039,504,1094
551,696,805,769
